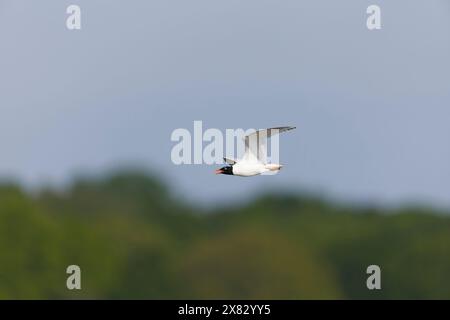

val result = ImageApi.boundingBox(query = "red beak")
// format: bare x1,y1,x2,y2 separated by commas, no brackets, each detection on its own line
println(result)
215,169,223,174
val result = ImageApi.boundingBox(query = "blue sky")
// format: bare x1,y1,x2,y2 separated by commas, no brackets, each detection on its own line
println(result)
1,0,449,207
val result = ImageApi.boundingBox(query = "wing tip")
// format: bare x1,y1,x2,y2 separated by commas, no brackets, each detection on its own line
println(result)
272,126,296,131
223,157,237,165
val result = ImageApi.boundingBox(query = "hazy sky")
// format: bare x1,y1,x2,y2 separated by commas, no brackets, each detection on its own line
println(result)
1,0,449,207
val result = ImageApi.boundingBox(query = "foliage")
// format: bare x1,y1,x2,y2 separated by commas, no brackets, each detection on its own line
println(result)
0,171,449,299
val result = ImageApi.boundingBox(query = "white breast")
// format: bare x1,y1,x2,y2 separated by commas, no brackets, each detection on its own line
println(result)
232,162,267,177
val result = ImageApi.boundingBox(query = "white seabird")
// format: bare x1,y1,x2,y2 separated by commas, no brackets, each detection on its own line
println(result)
215,126,296,177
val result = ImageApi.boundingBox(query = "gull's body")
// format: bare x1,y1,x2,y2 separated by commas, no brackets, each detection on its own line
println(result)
215,126,295,177
232,162,269,177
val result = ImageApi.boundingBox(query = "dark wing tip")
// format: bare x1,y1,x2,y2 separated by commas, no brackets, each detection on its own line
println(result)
223,157,237,165
271,126,296,132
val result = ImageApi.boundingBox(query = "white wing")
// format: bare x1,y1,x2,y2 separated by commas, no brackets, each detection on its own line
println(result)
243,126,296,164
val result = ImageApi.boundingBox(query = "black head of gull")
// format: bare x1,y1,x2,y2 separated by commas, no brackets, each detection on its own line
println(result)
215,166,234,175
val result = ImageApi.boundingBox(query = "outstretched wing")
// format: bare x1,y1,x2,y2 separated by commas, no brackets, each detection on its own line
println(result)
243,126,296,164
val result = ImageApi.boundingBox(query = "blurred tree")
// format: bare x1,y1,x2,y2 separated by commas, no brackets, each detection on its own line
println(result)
0,170,449,299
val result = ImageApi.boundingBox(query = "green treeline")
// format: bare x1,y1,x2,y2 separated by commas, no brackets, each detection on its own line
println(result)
0,170,449,299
